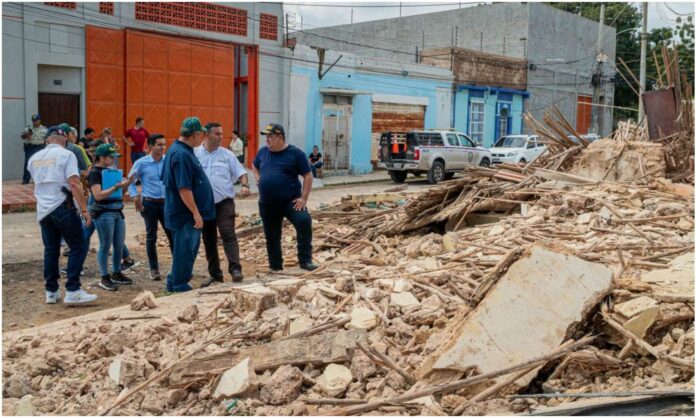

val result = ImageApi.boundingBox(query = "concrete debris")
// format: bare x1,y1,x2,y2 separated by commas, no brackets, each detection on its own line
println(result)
316,364,353,396
177,305,199,324
212,358,257,400
350,307,378,330
15,394,35,416
130,291,157,311
389,292,421,309
614,296,659,319
230,284,278,315
259,365,304,405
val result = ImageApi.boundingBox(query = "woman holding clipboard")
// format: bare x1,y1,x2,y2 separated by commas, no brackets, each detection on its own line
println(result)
87,144,134,291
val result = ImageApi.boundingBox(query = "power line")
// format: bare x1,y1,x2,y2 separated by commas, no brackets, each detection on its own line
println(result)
662,3,694,17
284,2,480,8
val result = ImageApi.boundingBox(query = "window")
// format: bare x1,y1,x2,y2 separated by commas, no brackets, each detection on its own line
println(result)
323,94,351,104
458,133,475,147
498,107,509,140
446,133,459,146
44,2,76,9
469,101,485,144
259,13,278,41
526,140,536,149
134,2,247,36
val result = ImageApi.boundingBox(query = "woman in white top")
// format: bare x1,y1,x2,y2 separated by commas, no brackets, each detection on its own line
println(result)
229,130,245,164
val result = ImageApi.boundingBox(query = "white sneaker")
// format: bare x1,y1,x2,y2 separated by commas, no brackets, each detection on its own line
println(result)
64,289,98,304
46,290,61,304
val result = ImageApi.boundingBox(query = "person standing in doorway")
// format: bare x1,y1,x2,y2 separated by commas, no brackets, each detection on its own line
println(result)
123,117,150,165
21,114,48,184
28,126,97,304
128,134,173,281
195,122,250,287
252,123,319,272
308,145,323,178
161,117,215,293
229,130,245,164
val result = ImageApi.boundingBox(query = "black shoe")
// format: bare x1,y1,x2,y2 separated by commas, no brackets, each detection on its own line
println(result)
149,269,162,281
200,276,223,288
121,258,140,272
231,270,243,282
300,262,319,272
99,275,118,291
110,272,133,285
269,267,283,273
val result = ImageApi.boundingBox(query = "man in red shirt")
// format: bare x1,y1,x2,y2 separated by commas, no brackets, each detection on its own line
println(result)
123,117,150,165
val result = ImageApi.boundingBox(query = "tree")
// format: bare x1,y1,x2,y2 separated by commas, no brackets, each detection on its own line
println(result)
675,15,694,84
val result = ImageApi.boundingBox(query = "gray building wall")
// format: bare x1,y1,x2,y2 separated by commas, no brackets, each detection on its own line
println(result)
295,2,616,137
2,2,286,180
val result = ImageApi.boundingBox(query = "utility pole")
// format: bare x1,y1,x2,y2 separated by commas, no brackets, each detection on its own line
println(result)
638,2,648,122
590,4,605,135
351,8,354,24
399,2,402,17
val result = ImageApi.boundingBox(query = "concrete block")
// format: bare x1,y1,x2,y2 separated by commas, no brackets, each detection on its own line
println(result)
213,357,257,400
230,284,277,315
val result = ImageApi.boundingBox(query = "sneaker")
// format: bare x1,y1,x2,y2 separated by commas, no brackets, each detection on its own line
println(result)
149,269,162,281
110,272,133,285
99,275,118,291
59,268,85,277
200,276,223,288
269,267,283,273
121,259,140,272
231,270,243,283
46,290,61,304
64,289,98,304
299,262,319,272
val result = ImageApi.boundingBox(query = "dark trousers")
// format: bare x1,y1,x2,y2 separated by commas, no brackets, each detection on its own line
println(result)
310,161,323,178
131,152,146,164
140,200,173,271
40,202,88,292
202,198,241,279
23,143,45,183
259,201,313,270
166,221,201,293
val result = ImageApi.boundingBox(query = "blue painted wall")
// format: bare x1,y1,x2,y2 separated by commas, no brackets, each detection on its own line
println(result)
453,86,528,148
292,65,451,174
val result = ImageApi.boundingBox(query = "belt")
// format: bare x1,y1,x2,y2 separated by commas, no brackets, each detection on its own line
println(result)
143,197,165,204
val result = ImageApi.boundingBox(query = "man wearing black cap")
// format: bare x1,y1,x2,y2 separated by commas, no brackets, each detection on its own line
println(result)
28,126,97,304
252,123,319,272
161,117,215,293
21,114,48,184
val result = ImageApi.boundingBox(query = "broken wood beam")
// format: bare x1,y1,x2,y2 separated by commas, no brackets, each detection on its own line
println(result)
356,340,416,386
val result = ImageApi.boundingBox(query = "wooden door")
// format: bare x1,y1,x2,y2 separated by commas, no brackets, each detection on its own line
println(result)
576,95,592,134
38,93,80,129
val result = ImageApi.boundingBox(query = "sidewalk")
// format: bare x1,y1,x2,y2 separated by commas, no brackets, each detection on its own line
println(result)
2,170,390,213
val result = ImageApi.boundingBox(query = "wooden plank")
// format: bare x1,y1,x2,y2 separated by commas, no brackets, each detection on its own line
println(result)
169,329,366,385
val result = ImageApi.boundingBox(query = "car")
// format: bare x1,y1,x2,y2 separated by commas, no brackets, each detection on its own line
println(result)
568,133,601,145
489,134,546,165
377,129,492,184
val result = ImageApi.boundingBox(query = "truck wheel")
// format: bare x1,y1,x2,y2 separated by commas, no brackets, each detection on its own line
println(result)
427,161,446,184
519,158,527,164
444,172,455,180
389,171,407,183
479,158,491,168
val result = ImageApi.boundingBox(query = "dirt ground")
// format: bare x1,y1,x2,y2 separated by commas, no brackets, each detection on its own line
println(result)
2,179,433,332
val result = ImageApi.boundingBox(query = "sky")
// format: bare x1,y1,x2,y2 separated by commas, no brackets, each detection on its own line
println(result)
284,1,695,34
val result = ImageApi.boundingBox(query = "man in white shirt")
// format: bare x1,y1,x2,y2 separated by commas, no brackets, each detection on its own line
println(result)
28,126,97,305
195,122,251,287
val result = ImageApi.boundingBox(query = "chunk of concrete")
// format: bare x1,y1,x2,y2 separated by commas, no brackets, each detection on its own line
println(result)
267,278,304,303
130,291,157,311
442,232,457,253
390,292,421,309
289,316,314,335
419,246,613,387
213,357,257,400
614,296,659,319
624,306,660,337
259,365,304,405
316,364,353,397
350,307,378,330
177,305,199,324
230,284,277,315
576,212,594,224
108,356,145,387
488,224,506,237
641,252,694,296
15,394,34,416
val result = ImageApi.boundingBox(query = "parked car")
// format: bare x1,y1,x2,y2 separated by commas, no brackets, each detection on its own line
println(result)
378,130,492,184
568,133,601,144
489,135,546,165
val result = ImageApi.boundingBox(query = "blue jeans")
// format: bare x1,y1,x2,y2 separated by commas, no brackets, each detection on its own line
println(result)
93,212,126,277
310,161,323,178
259,201,313,270
40,202,87,292
83,221,130,259
166,221,201,293
23,143,45,183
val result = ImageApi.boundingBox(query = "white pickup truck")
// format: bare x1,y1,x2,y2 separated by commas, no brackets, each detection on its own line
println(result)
378,130,492,184
489,135,546,165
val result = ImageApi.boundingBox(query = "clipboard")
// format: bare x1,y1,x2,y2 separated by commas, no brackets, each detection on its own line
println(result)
102,169,123,199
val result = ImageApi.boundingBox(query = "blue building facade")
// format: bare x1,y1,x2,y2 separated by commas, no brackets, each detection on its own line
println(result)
453,85,529,148
287,46,453,174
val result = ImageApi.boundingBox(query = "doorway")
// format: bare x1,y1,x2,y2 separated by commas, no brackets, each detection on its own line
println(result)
38,93,80,130
321,94,352,171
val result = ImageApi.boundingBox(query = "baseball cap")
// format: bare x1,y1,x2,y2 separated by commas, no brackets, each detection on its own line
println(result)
46,126,67,137
95,143,121,157
58,123,73,133
180,117,206,136
260,123,285,137
31,114,41,121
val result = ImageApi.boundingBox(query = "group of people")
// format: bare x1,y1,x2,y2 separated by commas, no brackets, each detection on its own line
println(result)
27,114,319,304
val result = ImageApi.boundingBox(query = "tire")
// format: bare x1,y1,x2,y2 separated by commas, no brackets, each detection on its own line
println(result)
479,158,491,168
444,172,456,180
427,161,446,184
518,158,527,164
389,170,407,183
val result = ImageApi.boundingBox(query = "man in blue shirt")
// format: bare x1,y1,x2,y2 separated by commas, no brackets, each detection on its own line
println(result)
161,117,215,293
128,134,173,281
252,123,319,272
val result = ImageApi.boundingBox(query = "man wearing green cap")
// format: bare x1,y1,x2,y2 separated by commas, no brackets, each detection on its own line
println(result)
161,117,215,292
59,123,90,174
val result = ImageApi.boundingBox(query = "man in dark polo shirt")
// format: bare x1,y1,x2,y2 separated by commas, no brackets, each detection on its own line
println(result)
161,117,215,292
252,123,319,272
